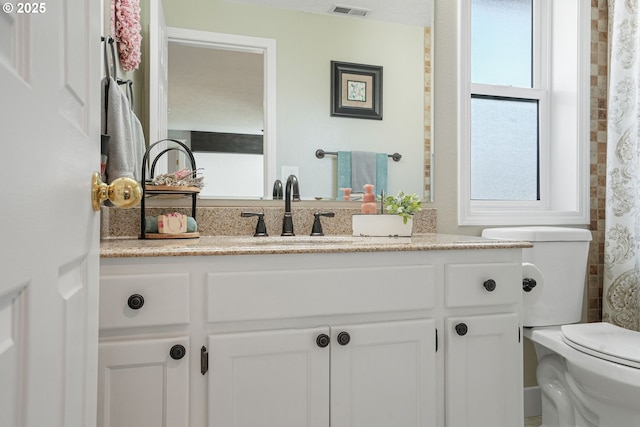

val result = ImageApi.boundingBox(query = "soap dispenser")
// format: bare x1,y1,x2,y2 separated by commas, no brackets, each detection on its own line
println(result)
361,184,377,214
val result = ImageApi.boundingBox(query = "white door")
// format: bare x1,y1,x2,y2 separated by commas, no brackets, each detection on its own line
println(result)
208,327,330,427
97,336,190,427
0,3,101,427
445,314,522,427
330,320,437,427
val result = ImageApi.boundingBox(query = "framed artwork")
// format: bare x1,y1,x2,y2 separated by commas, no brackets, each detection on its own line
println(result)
331,61,383,120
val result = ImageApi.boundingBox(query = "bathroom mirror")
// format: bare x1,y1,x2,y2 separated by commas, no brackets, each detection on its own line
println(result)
156,0,433,201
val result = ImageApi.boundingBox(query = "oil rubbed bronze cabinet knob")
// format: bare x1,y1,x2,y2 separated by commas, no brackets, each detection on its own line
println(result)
337,331,351,346
483,279,497,292
455,323,468,336
316,334,330,348
170,344,186,360
127,294,145,310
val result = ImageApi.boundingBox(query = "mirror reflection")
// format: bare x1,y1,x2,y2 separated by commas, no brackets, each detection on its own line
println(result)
158,0,432,201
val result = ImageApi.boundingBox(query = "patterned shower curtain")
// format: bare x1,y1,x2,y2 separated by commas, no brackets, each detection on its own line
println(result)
603,0,640,331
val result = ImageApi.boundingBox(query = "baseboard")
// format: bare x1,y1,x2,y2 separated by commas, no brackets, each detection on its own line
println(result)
524,386,541,417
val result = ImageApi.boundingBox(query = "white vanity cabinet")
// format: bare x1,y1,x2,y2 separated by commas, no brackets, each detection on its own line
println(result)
98,246,523,427
97,273,192,427
443,262,523,427
208,320,436,427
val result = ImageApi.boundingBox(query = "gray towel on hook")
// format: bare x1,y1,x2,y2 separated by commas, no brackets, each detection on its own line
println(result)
351,150,377,193
102,76,135,183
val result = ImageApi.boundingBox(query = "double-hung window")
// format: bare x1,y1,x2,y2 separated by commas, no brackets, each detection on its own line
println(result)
458,0,590,225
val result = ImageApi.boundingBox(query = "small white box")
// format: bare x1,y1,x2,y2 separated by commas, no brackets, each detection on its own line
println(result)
352,214,414,237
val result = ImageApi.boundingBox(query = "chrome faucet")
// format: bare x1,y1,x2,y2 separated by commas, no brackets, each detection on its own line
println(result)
281,174,300,236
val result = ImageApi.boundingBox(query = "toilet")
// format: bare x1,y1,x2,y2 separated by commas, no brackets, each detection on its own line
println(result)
482,226,640,427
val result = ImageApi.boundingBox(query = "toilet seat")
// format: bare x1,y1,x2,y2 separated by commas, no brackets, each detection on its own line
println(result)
561,322,640,369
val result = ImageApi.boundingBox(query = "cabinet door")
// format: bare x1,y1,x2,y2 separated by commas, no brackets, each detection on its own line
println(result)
331,319,437,427
208,327,330,427
445,313,521,427
97,336,189,427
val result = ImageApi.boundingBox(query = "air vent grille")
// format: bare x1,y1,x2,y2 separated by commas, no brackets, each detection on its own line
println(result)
330,4,371,17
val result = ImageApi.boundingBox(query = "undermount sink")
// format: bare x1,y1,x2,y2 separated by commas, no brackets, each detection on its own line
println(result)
232,235,358,245
228,235,411,246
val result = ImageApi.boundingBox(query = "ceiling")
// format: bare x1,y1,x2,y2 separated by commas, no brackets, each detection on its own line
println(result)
228,0,432,27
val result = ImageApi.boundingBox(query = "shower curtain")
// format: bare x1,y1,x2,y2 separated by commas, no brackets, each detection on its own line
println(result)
603,0,640,331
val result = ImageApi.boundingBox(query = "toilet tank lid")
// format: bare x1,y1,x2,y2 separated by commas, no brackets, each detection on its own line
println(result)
482,226,592,242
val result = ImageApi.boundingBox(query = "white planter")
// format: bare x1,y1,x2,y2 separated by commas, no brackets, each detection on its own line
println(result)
352,214,413,237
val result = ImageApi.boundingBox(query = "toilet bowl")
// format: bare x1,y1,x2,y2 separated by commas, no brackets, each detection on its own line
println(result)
525,324,640,427
482,227,640,427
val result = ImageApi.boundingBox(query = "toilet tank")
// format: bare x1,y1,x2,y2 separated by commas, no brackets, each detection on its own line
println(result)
481,226,592,327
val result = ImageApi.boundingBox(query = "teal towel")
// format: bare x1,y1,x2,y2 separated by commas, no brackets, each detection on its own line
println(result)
337,151,352,200
145,216,198,233
375,153,388,195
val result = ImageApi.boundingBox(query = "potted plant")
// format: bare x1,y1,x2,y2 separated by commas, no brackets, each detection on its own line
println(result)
352,191,422,237
383,191,422,224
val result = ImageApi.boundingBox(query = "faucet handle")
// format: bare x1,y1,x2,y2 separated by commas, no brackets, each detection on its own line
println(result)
272,179,283,200
241,212,268,236
310,212,335,236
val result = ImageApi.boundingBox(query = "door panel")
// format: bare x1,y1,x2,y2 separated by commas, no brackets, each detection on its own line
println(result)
331,319,437,427
98,336,190,427
445,313,521,427
0,287,27,427
209,327,330,427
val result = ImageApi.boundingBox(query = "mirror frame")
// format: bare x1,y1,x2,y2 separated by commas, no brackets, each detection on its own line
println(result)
165,27,277,198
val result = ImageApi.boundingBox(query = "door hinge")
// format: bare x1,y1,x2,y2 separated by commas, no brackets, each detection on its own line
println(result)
201,346,209,375
518,326,521,343
435,329,438,352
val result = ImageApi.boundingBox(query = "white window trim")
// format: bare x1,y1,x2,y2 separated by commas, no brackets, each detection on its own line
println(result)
457,0,591,226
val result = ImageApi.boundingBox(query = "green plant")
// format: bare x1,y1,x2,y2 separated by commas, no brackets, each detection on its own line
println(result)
383,191,422,224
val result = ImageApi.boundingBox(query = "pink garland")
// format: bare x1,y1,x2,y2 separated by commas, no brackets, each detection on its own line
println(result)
111,0,142,71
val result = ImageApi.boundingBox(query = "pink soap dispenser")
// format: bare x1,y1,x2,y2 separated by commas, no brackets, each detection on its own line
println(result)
361,184,377,214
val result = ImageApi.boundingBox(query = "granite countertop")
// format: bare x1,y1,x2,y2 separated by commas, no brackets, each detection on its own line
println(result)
100,234,532,258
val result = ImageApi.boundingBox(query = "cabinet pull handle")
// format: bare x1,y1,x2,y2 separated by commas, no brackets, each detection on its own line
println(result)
201,346,208,375
523,278,537,292
316,334,330,348
483,279,496,292
455,323,468,336
127,293,145,310
337,331,351,346
170,344,186,360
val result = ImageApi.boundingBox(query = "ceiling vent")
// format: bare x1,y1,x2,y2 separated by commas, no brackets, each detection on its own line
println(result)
330,4,371,17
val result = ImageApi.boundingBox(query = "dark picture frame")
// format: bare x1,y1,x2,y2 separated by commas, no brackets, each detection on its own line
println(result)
331,61,383,120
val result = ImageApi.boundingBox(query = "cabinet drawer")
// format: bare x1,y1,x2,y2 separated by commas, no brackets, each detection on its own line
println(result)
206,265,436,323
444,263,520,308
100,273,190,330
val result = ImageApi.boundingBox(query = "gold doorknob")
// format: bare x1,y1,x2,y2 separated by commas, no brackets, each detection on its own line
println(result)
91,172,142,211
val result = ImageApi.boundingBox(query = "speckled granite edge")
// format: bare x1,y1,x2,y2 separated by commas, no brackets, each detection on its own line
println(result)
100,234,532,258
100,205,437,239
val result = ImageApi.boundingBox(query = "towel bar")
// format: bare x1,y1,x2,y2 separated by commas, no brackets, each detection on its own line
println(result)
315,149,401,162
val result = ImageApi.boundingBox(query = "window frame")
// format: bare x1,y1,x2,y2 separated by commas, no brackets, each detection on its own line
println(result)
457,0,591,226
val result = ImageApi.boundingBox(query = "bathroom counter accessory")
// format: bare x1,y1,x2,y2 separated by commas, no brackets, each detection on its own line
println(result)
140,139,200,240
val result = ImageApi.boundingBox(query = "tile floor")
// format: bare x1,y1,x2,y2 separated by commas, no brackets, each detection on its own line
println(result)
524,416,542,426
